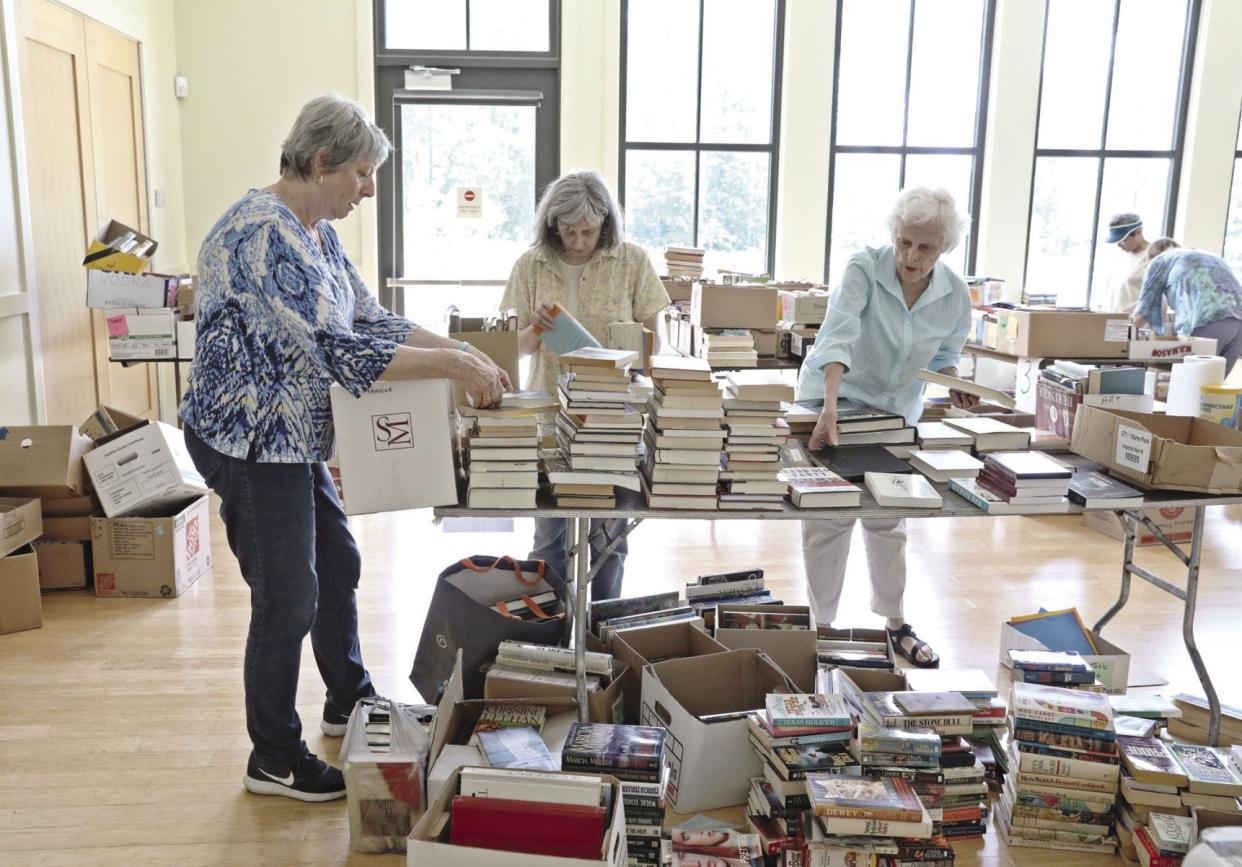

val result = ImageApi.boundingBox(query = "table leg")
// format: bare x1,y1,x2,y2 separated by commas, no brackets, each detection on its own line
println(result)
1093,509,1136,634
573,517,591,721
1181,506,1220,746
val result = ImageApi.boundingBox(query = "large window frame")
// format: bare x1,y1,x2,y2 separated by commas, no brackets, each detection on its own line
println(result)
823,0,996,285
1223,105,1242,269
373,1,563,311
1023,0,1201,306
618,0,786,277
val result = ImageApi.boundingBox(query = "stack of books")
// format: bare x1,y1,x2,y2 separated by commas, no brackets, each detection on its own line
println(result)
1170,692,1242,745
687,569,782,625
799,772,942,865
941,416,1031,453
1010,649,1104,691
561,723,668,867
641,355,723,510
952,451,1072,514
783,400,821,440
906,668,1007,732
1000,681,1119,854
779,440,863,510
664,245,704,279
815,626,894,670
907,449,983,484
1114,735,1190,859
748,695,858,814
1109,694,1182,738
553,347,644,505
587,591,700,647
916,421,974,451
700,329,758,368
492,640,613,688
834,400,915,447
719,371,794,511
1133,811,1192,867
1068,470,1145,510
460,405,542,509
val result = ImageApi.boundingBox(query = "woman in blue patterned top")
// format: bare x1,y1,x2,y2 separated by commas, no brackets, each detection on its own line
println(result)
1132,238,1242,376
179,94,508,803
797,187,978,669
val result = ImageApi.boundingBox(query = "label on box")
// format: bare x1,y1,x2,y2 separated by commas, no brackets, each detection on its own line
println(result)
1006,315,1019,341
1115,424,1152,473
1105,320,1129,342
106,315,129,337
108,523,156,560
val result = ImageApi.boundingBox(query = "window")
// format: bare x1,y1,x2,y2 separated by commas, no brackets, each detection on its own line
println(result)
382,0,551,53
1025,0,1199,308
621,0,784,276
1224,108,1242,271
825,0,994,288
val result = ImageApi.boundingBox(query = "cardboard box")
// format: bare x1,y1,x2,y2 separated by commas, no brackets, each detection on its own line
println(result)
1071,405,1242,494
1191,807,1242,847
91,495,212,598
83,421,207,517
691,283,779,330
661,277,694,304
83,219,158,273
0,497,42,559
992,310,1130,359
87,270,178,309
751,329,777,357
329,379,457,515
639,649,796,813
0,426,93,499
106,308,178,360
998,622,1130,693
778,290,829,325
713,604,817,692
1082,506,1195,547
40,495,95,517
449,330,521,409
609,621,728,722
0,547,42,634
1127,334,1217,361
32,540,88,591
40,516,93,541
79,406,145,441
406,766,628,867
832,667,910,718
483,662,632,726
176,317,197,360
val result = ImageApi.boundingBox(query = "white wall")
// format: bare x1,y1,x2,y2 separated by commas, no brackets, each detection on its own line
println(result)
560,0,620,189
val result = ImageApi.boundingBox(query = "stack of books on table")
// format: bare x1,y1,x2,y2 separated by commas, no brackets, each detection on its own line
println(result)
907,449,983,484
561,723,668,866
1000,681,1120,854
783,399,820,440
916,421,974,451
553,347,645,505
941,416,1031,453
950,450,1072,514
719,371,794,511
460,402,544,509
834,400,916,448
700,329,758,368
664,245,704,279
641,355,722,510
1010,649,1105,692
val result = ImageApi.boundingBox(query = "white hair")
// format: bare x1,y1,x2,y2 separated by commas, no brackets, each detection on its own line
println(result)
533,170,625,253
279,93,390,179
886,186,970,253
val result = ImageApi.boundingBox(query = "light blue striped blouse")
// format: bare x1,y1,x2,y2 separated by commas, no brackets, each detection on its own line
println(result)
796,245,973,424
1134,248,1242,336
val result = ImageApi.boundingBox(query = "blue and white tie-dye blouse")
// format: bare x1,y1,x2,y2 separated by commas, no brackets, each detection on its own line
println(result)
1134,248,1242,336
179,189,416,463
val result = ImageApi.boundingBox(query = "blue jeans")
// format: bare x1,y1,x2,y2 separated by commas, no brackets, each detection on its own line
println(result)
530,517,628,601
184,427,373,764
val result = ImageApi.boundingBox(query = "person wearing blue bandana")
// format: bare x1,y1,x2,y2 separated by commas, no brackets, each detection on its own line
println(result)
796,187,977,668
1096,212,1151,314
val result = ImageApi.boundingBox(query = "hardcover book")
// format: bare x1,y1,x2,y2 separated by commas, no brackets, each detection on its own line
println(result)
449,794,607,859
856,725,942,756
1068,471,1145,508
811,444,912,482
1009,649,1094,674
1148,812,1192,854
864,471,942,508
892,691,977,716
985,450,1073,480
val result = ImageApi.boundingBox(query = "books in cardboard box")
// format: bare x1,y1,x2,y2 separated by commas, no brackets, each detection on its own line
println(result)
477,726,558,771
468,704,546,747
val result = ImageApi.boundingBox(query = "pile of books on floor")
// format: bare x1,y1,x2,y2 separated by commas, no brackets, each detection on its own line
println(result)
1109,693,1182,738
1170,692,1242,744
687,568,781,625
1010,649,1105,691
552,347,645,506
906,668,1008,736
561,723,668,866
587,590,702,646
458,397,546,509
950,449,1072,515
664,245,704,279
700,328,758,368
719,371,794,511
999,681,1120,854
800,770,948,865
640,355,723,509
815,626,895,670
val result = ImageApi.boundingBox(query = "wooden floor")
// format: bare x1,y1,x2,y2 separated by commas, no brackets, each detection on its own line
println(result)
2,503,1241,866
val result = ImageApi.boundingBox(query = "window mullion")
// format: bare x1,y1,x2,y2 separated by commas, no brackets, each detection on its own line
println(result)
1084,0,1123,304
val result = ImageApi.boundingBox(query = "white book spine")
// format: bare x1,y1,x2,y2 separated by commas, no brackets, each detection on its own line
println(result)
495,641,612,676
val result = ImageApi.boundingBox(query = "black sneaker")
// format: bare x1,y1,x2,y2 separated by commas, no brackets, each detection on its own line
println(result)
320,707,350,737
243,752,346,802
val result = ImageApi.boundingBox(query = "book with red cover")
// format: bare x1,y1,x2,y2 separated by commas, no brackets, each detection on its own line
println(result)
450,795,607,858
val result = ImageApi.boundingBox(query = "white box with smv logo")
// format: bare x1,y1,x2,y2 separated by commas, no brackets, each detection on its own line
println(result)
330,379,457,515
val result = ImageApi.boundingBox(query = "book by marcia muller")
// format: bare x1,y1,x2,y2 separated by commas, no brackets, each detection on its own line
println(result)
561,722,665,781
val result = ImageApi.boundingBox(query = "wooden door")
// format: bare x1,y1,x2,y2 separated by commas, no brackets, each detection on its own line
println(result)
16,0,157,425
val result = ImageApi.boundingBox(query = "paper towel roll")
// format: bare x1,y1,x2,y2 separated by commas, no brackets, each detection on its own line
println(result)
1166,354,1227,416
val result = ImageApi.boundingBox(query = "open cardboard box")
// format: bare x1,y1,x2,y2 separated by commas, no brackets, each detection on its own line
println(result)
0,497,42,559
82,218,157,273
713,603,817,692
998,621,1131,693
638,648,796,813
79,405,145,441
91,495,212,598
0,426,93,499
0,546,42,635
606,621,727,722
407,766,628,867
1071,405,1242,494
1127,332,1217,361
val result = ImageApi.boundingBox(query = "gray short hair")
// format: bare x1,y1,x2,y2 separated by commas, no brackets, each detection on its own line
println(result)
1149,237,1180,258
279,94,390,179
887,186,970,253
534,170,625,253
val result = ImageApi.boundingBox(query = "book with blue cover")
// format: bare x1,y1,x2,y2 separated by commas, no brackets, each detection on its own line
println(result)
534,303,603,356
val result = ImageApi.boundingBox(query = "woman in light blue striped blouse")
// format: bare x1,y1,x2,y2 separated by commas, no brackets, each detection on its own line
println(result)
797,187,976,668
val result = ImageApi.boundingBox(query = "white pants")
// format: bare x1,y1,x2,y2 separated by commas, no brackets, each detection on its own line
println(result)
801,518,906,625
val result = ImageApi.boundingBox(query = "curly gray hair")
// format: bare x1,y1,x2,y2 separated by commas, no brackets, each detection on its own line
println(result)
533,170,625,253
279,94,390,179
887,186,970,253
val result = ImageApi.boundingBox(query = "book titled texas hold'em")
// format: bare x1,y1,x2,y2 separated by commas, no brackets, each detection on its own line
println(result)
765,694,853,729
560,722,665,781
